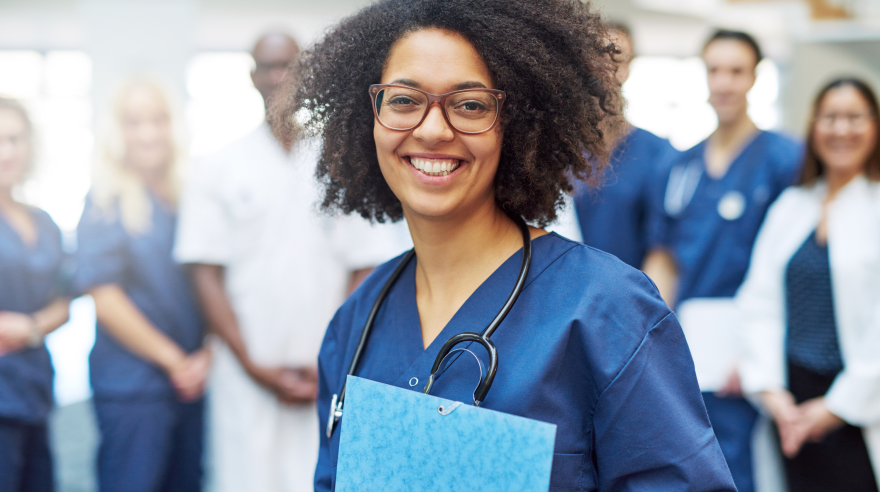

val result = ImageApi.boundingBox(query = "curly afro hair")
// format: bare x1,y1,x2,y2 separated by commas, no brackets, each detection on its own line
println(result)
271,0,623,225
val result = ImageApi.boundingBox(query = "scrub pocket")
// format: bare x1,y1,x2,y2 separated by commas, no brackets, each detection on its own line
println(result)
550,452,593,491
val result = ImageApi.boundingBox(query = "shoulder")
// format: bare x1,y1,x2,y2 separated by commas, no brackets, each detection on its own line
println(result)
27,206,62,241
327,250,413,337
632,127,675,154
534,234,677,382
535,234,671,331
761,130,804,170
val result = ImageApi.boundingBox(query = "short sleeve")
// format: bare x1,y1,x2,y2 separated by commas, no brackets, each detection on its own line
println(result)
173,157,234,265
329,216,412,271
592,313,737,491
72,196,130,295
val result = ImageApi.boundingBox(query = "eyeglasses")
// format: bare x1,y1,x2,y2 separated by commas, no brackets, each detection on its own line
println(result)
369,84,506,135
815,112,876,131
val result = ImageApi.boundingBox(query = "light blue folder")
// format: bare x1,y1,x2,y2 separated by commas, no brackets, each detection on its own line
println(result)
336,376,557,492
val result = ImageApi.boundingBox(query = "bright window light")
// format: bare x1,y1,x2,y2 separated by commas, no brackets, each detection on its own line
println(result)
624,57,781,150
186,52,265,157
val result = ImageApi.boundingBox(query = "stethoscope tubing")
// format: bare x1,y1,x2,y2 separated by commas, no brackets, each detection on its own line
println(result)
327,211,533,438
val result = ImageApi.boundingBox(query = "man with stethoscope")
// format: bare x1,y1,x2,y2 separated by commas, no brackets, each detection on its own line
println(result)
643,29,803,492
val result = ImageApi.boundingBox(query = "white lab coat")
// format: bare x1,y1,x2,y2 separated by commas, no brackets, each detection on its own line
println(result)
174,124,410,492
736,175,880,487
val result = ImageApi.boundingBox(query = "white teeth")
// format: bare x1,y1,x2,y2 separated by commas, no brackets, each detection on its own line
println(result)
409,157,461,177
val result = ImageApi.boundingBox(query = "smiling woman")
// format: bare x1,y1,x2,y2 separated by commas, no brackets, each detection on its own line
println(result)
272,1,737,491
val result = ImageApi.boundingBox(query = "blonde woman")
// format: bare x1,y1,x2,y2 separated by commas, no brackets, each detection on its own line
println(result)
0,98,70,492
72,79,209,492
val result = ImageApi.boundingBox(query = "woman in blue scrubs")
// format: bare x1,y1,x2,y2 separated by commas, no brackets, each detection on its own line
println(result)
272,1,736,490
643,30,803,492
0,98,70,492
73,80,208,492
573,24,679,269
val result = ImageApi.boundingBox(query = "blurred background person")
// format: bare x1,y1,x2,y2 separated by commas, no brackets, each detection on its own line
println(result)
71,78,209,492
642,29,803,492
737,77,880,491
0,97,71,492
572,23,679,269
174,32,408,492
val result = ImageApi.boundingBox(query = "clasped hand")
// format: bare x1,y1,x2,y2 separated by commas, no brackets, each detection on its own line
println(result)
248,364,318,405
762,390,845,458
168,348,212,402
0,311,36,355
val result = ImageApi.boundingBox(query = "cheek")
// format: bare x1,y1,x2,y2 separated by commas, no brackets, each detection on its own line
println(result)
373,123,409,172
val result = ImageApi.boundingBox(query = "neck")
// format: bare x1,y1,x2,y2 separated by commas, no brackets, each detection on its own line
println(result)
0,187,15,211
826,168,862,200
406,199,522,299
133,165,171,202
712,110,757,150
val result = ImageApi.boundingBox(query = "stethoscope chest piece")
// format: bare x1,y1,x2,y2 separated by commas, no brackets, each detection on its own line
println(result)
717,190,746,221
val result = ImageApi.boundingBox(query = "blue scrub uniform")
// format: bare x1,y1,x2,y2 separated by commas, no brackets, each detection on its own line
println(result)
649,130,803,492
316,233,736,492
574,127,677,268
73,194,205,492
0,207,65,492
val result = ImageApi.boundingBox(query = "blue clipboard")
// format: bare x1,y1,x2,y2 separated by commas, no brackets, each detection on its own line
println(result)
335,376,557,491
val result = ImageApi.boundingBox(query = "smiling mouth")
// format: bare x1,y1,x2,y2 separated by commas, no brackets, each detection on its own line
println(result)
407,156,462,177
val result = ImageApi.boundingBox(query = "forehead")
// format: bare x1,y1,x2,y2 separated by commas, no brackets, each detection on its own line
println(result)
253,35,299,64
122,87,168,115
0,108,27,132
382,28,494,91
820,85,872,112
703,39,756,68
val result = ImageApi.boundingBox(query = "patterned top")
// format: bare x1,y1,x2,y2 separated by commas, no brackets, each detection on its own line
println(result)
785,230,844,375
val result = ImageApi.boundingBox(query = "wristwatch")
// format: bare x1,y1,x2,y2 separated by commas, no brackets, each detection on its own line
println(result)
26,315,43,349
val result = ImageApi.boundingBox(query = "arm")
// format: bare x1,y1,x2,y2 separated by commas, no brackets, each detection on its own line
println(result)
0,298,71,355
189,263,316,403
641,249,678,308
90,284,208,401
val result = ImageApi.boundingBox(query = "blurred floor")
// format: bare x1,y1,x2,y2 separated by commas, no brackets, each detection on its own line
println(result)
50,400,98,492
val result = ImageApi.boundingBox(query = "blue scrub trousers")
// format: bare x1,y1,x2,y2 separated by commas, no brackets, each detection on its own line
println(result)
0,418,54,492
94,398,203,492
703,393,759,492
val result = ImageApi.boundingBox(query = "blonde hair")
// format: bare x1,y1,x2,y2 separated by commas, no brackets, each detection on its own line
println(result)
91,77,186,235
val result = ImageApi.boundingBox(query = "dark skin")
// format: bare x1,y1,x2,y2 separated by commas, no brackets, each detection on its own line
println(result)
189,33,372,404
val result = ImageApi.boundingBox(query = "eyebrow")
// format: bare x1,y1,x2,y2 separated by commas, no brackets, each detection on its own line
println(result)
388,79,489,91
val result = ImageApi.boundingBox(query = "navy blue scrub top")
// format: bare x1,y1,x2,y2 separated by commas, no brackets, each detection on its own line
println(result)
574,127,677,268
649,130,802,305
0,207,65,424
73,193,204,400
316,233,736,492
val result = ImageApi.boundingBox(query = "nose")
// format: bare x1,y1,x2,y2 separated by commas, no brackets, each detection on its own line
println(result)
412,103,455,145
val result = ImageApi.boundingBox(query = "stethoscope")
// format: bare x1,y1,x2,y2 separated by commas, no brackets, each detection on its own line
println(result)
326,212,533,438
663,158,747,221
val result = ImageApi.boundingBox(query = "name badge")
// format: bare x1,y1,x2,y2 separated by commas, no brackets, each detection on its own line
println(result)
718,190,746,221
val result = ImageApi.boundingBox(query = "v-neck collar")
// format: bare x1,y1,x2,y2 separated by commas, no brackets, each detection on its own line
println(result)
379,233,575,393
699,130,767,183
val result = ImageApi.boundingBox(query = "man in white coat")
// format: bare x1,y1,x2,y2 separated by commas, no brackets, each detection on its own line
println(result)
174,33,408,492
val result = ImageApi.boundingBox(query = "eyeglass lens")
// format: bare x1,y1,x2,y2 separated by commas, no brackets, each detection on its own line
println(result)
375,87,499,133
817,113,875,130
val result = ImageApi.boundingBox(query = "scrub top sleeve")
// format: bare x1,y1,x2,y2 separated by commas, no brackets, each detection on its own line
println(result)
71,197,130,296
173,158,233,265
592,312,736,491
